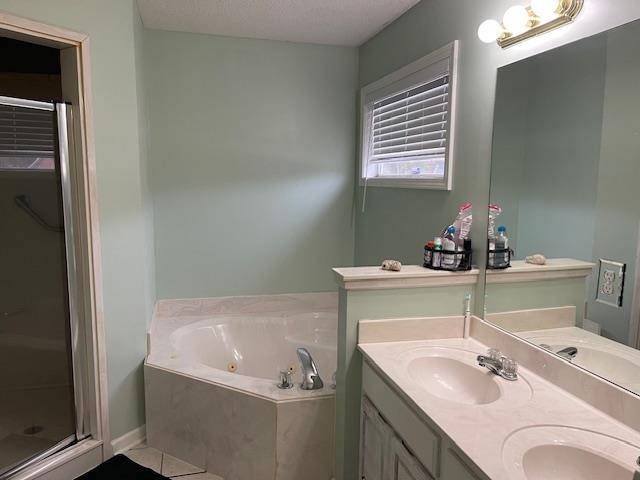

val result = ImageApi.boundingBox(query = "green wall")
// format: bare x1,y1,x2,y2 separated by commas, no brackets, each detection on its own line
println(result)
0,0,154,439
354,0,640,316
143,30,358,298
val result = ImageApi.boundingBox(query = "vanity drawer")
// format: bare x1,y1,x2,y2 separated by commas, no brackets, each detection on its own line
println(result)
362,361,441,477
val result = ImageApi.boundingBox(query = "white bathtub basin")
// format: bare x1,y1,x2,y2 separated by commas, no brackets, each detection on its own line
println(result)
146,293,338,401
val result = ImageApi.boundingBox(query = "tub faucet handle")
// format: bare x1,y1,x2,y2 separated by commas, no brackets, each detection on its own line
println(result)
277,370,293,389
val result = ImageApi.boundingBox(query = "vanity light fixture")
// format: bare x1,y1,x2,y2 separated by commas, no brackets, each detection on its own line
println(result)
477,0,584,48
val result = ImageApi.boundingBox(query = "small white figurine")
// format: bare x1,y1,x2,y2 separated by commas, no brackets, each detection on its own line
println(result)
525,254,546,265
381,259,402,271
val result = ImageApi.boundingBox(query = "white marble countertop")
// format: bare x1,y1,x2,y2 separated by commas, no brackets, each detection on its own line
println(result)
332,265,480,290
359,337,640,479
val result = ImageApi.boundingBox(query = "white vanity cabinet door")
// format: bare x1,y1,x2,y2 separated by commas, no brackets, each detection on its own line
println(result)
360,396,394,480
440,443,484,480
388,436,434,480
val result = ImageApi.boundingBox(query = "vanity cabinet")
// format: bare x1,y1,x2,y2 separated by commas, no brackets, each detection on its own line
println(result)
361,397,394,480
360,362,487,480
360,397,432,480
388,437,432,480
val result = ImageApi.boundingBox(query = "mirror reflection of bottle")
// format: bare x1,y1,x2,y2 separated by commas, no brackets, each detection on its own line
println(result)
495,225,509,267
461,238,472,269
432,237,443,268
424,240,435,267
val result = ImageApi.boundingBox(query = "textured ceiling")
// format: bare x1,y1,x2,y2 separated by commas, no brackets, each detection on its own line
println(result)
136,0,420,47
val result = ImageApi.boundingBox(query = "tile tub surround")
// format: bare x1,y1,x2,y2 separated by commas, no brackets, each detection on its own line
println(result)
153,292,338,318
145,292,337,480
359,332,640,479
145,365,334,480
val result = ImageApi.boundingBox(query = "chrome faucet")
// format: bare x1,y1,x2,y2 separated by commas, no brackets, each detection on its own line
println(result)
477,348,518,381
540,344,578,361
296,348,324,390
556,346,578,361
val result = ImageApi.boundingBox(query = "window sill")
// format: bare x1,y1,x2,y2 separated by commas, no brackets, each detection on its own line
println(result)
359,177,452,190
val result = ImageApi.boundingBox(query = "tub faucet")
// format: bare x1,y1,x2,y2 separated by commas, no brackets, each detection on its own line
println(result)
297,348,324,390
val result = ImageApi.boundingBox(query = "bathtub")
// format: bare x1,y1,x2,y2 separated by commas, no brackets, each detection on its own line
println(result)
144,292,337,480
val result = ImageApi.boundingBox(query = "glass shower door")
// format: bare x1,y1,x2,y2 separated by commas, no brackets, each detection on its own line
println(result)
0,96,79,477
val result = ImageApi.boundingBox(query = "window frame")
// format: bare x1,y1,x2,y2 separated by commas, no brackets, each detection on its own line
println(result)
359,41,459,190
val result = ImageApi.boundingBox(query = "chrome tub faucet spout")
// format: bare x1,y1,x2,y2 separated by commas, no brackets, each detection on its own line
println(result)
297,347,324,390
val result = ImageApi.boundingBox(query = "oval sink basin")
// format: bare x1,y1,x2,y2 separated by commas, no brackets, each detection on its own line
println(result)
523,444,633,479
407,356,501,405
502,425,640,480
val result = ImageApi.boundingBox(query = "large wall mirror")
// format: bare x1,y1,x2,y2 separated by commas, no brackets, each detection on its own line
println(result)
484,18,640,395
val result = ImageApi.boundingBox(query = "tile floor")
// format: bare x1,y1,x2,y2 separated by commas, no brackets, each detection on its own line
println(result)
124,443,223,480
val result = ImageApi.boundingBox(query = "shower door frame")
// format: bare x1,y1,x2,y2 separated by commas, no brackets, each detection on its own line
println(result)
0,11,110,478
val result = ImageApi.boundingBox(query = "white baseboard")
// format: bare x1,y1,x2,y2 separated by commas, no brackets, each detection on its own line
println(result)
110,424,146,454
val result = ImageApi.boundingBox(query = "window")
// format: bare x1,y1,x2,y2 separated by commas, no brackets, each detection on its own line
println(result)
360,41,458,190
0,102,56,171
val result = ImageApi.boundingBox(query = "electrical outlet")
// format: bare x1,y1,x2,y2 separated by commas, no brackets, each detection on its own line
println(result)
596,259,625,308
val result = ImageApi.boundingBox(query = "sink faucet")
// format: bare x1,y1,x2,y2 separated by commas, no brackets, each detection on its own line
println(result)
477,348,518,381
297,348,324,390
556,346,578,361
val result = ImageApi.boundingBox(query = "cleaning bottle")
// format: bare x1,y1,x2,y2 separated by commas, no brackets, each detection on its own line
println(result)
442,226,457,269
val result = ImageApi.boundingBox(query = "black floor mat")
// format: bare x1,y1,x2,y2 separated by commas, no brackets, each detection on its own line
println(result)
75,454,169,480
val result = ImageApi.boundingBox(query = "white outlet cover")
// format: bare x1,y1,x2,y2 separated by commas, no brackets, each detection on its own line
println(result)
596,259,625,308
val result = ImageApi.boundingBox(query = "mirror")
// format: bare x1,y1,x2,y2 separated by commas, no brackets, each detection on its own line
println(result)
485,18,640,395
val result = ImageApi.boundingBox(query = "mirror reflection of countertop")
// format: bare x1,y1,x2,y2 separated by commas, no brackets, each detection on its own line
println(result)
520,326,640,393
486,258,595,283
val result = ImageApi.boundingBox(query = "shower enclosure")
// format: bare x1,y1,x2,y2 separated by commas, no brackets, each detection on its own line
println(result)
0,96,88,478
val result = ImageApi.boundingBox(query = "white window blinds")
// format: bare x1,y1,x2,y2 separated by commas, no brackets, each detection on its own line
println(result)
0,103,56,170
360,41,457,190
370,75,448,164
0,104,55,156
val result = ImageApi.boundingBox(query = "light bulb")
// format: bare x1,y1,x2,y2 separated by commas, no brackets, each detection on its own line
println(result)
477,19,503,43
531,0,561,18
503,5,531,34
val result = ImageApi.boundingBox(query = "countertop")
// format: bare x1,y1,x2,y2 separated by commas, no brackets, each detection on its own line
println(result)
359,337,640,479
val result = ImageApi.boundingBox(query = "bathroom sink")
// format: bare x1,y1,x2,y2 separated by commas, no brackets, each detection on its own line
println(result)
407,354,501,405
502,425,640,479
399,346,533,407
